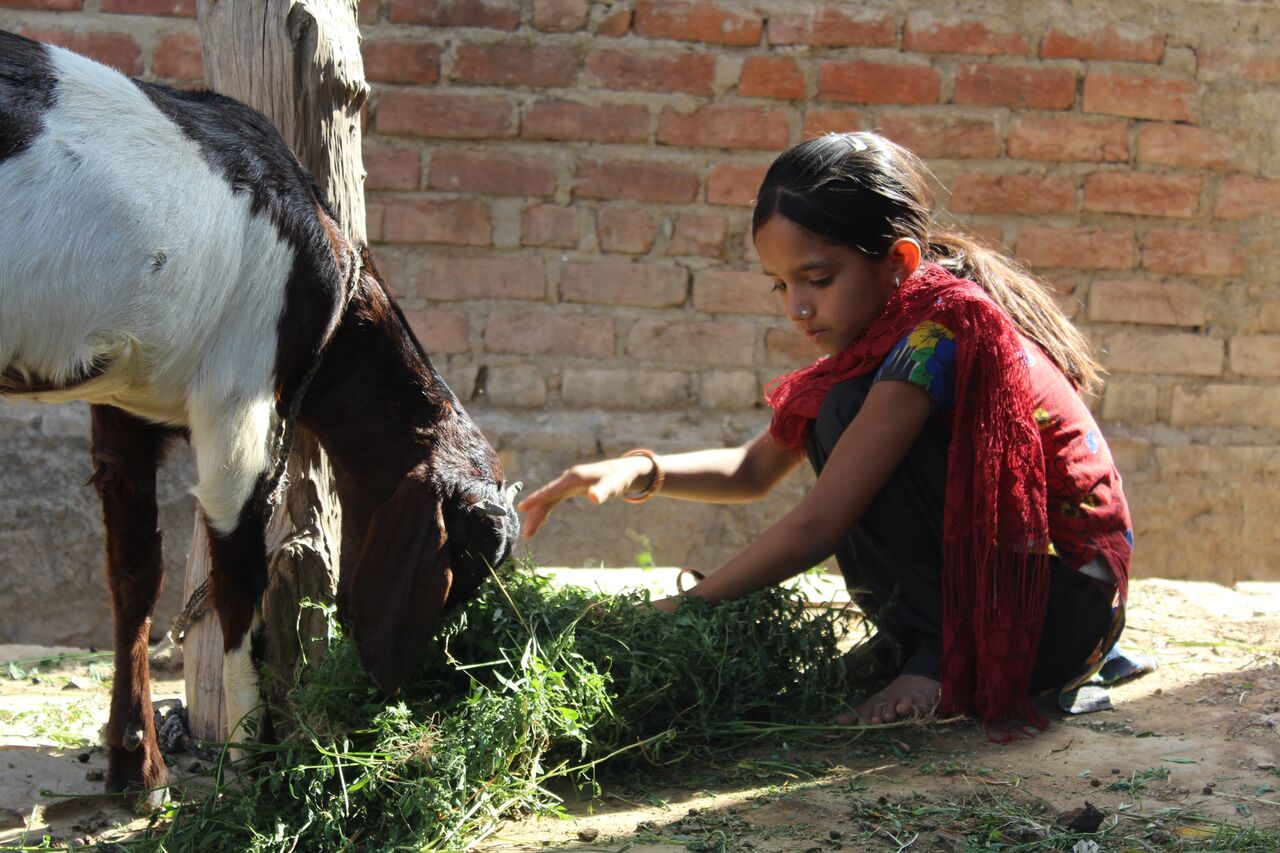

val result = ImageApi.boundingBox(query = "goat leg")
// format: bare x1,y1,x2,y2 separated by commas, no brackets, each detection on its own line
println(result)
91,405,174,812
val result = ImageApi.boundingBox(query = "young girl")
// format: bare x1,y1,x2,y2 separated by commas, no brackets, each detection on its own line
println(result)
518,132,1133,732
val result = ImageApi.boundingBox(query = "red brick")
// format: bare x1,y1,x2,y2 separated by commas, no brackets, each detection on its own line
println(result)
1083,73,1196,123
562,368,690,409
765,326,814,367
818,60,940,105
707,163,769,206
361,39,441,84
421,255,544,301
585,47,715,95
561,261,687,307
802,108,864,138
699,368,765,408
628,319,756,366
1230,335,1280,378
523,100,647,144
402,309,469,353
959,224,1007,250
153,32,202,82
693,271,776,315
370,249,413,299
1213,176,1280,219
1137,125,1237,172
595,7,632,37
358,0,379,24
1142,230,1245,276
1040,25,1164,62
428,148,557,197
390,0,520,28
596,208,659,254
533,0,587,32
1008,116,1128,163
1170,384,1280,428
1103,329,1224,376
452,41,577,88
949,173,1076,215
739,56,805,100
668,213,729,258
0,0,80,9
658,106,790,151
902,15,1029,56
954,64,1076,110
364,145,421,191
575,159,699,204
371,197,491,245
376,90,516,139
1084,173,1201,218
877,112,1001,159
1049,285,1080,322
767,8,896,47
633,0,762,46
1087,280,1205,326
1198,43,1280,83
101,0,193,14
485,311,614,358
1015,227,1134,270
521,204,579,248
23,30,141,75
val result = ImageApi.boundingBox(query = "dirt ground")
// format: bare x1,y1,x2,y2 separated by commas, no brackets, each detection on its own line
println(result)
0,575,1277,851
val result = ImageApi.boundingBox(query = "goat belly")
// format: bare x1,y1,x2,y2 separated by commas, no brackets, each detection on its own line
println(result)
0,30,290,428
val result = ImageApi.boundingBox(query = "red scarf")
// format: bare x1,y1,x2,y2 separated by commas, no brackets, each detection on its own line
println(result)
766,263,1051,734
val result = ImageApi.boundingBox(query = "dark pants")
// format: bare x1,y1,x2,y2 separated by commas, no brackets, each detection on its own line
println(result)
807,377,1114,692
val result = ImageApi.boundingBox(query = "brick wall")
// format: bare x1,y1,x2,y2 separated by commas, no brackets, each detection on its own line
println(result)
3,0,1279,628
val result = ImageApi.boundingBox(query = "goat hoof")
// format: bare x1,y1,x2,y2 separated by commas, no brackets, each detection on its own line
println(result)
128,784,168,815
106,745,169,813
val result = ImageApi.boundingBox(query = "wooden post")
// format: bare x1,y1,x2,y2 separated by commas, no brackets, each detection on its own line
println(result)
182,0,368,741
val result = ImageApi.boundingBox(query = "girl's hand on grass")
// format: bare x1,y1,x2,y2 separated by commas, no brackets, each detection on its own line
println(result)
650,596,681,613
517,457,651,539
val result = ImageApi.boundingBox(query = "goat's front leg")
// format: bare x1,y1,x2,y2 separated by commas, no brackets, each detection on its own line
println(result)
188,397,275,757
91,405,175,812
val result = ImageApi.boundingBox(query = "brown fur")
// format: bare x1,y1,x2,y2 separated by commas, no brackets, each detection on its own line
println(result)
89,405,179,801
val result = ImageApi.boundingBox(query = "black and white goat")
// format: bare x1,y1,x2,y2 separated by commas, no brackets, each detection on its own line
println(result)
0,29,519,808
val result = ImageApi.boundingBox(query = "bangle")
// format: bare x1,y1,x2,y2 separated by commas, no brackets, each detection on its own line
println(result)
622,448,665,504
676,567,705,594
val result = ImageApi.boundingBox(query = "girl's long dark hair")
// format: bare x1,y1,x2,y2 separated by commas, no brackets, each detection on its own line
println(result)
752,132,1102,395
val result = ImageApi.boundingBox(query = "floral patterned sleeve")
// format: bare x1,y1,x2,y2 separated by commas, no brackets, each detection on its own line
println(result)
872,320,958,413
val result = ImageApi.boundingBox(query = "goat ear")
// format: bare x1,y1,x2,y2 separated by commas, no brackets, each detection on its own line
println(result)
349,476,451,695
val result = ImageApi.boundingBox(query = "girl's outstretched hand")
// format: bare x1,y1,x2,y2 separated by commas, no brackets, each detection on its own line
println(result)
517,457,649,539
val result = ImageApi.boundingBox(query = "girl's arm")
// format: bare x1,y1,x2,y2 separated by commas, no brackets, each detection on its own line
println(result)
518,428,802,539
679,379,931,605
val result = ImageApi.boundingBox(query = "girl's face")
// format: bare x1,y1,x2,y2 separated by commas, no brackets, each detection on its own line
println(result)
754,214,897,356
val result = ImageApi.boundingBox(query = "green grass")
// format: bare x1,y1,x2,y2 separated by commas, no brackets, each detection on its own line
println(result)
0,702,98,750
5,561,1277,853
106,559,862,851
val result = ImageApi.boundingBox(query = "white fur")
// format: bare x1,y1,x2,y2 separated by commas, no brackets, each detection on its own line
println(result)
0,45,292,533
222,613,264,760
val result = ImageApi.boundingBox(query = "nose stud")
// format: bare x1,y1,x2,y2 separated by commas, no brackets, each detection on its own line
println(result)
798,308,811,319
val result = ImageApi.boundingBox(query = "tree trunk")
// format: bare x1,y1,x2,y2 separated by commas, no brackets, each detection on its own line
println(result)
182,0,368,741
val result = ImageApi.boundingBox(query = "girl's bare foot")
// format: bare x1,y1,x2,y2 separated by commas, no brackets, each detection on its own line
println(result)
836,674,941,725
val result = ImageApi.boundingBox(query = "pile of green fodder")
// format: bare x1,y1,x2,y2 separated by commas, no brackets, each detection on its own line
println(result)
139,560,859,852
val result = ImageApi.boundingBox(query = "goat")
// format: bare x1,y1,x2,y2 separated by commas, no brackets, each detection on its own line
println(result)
0,29,519,809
